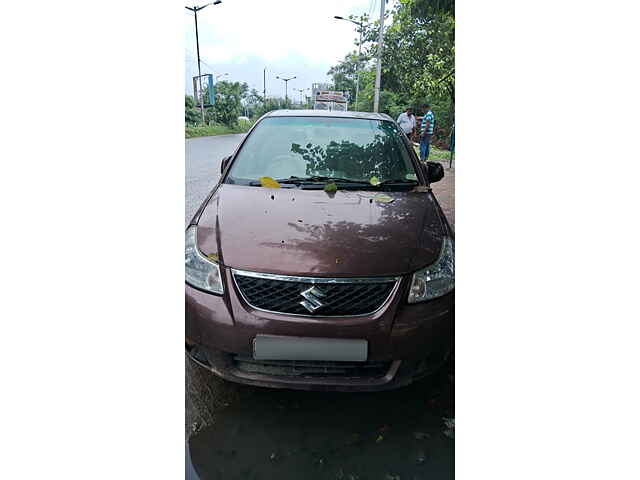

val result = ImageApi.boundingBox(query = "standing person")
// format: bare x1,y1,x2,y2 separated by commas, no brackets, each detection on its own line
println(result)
420,103,435,161
396,107,416,140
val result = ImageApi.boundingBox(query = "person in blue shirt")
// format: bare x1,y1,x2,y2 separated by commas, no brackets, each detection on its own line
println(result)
420,104,435,161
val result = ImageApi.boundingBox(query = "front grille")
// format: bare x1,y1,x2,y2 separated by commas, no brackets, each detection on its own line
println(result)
233,356,391,378
233,271,397,316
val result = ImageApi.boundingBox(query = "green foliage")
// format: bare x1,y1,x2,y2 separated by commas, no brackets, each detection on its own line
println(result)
185,95,200,125
250,96,308,120
364,0,455,102
414,144,451,164
209,81,249,127
327,52,359,102
353,70,404,119
185,120,253,138
326,0,455,137
324,182,338,193
409,0,455,17
243,88,265,118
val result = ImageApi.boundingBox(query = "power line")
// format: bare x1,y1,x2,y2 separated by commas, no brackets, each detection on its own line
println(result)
184,50,217,73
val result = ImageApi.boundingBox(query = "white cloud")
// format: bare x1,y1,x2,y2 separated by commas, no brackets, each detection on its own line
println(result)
184,0,383,95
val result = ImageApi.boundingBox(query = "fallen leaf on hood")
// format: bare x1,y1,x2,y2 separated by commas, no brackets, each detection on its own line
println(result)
259,176,281,188
373,193,394,203
324,182,338,193
207,253,219,262
369,176,381,186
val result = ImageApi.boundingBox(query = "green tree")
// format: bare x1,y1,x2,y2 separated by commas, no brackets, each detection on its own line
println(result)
328,0,455,137
210,81,248,127
251,96,304,119
327,52,359,102
185,95,200,125
244,88,265,118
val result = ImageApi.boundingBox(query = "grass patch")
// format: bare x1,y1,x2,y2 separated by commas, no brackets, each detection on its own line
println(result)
185,120,253,138
414,144,453,164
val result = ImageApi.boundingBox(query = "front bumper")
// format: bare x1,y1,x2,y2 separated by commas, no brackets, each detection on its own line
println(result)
185,268,453,392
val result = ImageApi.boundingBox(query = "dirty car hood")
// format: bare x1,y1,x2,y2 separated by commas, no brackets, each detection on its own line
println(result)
196,185,445,277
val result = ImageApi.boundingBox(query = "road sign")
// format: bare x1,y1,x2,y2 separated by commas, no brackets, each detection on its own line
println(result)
192,74,215,107
315,90,347,103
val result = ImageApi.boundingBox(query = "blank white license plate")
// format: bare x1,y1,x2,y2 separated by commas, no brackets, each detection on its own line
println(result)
253,335,368,362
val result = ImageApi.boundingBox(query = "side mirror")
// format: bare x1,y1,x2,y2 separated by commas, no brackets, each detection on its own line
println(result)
220,155,231,174
421,161,444,184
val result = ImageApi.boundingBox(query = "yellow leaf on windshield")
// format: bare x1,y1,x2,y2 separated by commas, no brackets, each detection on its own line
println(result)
370,176,381,186
259,177,281,188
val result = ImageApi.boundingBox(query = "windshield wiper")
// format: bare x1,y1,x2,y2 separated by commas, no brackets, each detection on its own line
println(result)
248,176,418,188
279,176,372,185
376,178,418,186
249,176,371,186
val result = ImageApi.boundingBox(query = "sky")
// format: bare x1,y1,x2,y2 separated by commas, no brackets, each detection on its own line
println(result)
184,0,392,101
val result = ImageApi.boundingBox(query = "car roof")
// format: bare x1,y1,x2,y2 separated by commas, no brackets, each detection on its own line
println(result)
263,109,393,122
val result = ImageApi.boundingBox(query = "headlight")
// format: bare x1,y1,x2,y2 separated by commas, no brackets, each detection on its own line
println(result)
408,237,454,303
185,225,224,294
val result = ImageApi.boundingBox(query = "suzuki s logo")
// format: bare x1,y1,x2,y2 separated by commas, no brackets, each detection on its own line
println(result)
299,286,326,313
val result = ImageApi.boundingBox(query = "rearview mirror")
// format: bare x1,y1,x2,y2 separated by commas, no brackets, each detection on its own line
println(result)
220,155,231,174
421,161,444,183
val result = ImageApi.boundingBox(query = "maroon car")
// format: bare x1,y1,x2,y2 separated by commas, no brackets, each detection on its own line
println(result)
186,110,454,391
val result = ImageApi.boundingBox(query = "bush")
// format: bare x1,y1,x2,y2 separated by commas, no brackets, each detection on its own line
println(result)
185,121,254,139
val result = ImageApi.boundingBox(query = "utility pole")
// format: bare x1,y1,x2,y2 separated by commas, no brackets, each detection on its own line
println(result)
373,0,385,113
276,75,296,104
334,15,364,111
263,67,266,107
185,1,222,125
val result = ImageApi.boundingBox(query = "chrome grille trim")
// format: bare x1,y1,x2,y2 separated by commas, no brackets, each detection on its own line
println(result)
231,269,401,284
231,269,402,318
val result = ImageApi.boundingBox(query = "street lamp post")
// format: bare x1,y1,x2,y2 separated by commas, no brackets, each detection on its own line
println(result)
185,1,222,125
334,15,363,111
373,0,385,113
294,88,309,106
276,75,296,104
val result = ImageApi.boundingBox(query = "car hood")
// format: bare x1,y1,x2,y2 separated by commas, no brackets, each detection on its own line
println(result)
196,184,446,277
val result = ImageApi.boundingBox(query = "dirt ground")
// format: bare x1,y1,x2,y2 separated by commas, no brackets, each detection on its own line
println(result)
430,162,455,231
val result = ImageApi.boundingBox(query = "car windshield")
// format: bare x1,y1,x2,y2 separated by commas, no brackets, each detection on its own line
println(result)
226,116,417,187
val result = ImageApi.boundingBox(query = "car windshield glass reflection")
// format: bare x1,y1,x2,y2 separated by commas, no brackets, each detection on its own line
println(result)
226,117,417,188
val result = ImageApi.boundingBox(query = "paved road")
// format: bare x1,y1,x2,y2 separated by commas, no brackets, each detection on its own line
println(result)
185,134,246,223
185,134,455,480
